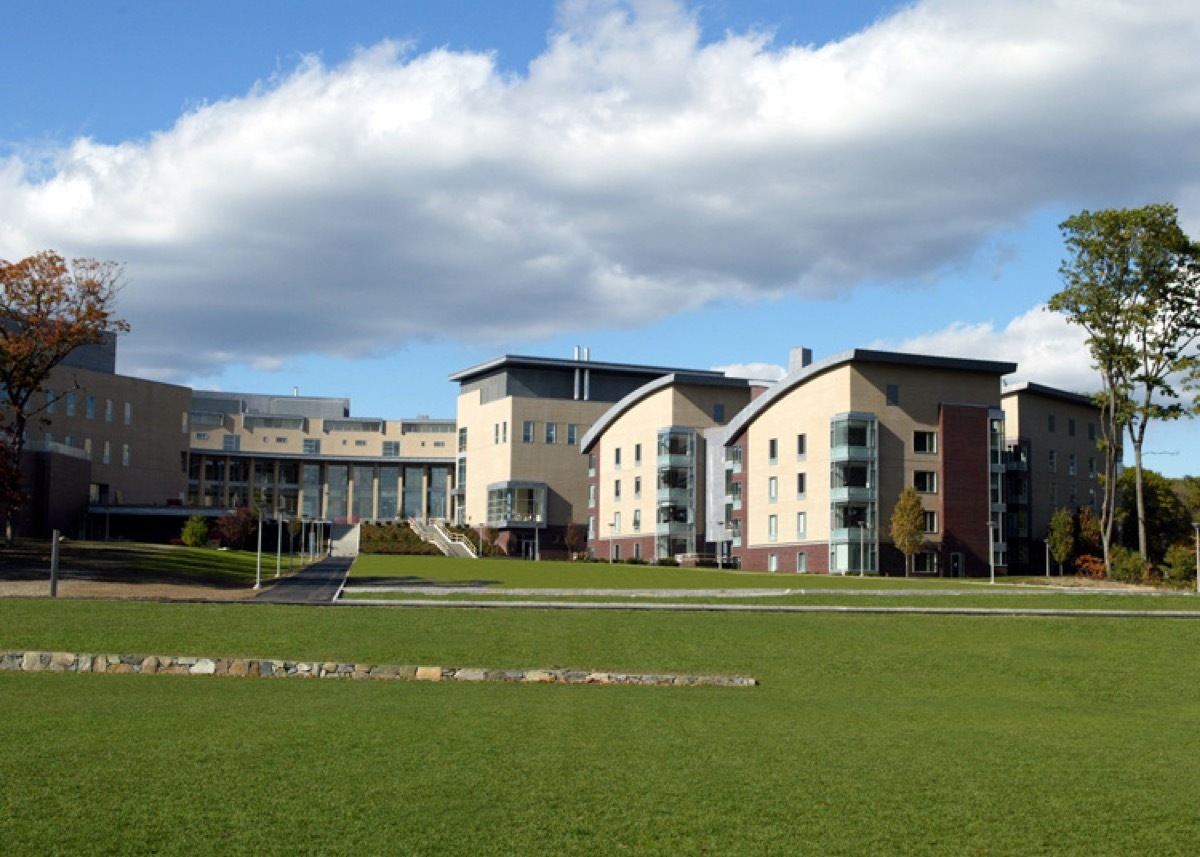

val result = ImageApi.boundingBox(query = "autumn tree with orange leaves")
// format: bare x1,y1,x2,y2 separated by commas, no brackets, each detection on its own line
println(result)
1,251,128,541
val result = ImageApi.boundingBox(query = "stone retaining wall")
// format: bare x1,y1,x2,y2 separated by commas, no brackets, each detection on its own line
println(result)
0,650,756,687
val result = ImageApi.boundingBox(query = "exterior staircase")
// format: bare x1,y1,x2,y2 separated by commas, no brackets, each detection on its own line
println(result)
408,519,477,559
329,523,360,557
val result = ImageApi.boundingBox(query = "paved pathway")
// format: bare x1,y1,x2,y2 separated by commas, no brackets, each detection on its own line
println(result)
255,556,353,604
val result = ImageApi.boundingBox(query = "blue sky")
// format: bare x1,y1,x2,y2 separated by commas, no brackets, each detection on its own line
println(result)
3,0,1200,475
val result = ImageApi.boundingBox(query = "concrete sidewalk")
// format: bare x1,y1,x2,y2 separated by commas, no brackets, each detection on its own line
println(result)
256,556,353,604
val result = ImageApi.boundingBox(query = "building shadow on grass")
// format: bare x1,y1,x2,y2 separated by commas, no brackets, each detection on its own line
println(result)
350,576,503,588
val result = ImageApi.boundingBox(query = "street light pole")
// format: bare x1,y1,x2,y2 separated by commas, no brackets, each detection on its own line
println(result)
254,506,263,590
987,520,996,585
1192,522,1199,594
1044,538,1050,577
857,521,866,578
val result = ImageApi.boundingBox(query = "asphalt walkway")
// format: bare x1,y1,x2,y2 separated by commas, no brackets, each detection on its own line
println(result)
255,556,353,604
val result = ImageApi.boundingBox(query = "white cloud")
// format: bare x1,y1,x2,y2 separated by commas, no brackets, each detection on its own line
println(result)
714,361,786,382
2,0,1200,382
876,304,1098,392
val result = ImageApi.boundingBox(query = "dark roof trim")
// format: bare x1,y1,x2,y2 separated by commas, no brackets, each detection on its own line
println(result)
579,373,750,453
449,354,724,383
723,349,1018,445
1002,381,1097,407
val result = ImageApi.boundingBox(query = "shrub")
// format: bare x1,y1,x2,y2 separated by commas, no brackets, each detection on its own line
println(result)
1075,554,1106,579
1161,543,1198,586
217,508,257,550
1109,547,1149,584
180,514,210,548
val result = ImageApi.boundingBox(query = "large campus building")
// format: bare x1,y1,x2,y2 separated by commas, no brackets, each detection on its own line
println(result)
16,338,1106,577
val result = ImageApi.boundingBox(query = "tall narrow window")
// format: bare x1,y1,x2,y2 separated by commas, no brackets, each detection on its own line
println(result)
768,438,778,465
768,476,778,503
796,434,807,459
545,422,558,444
522,421,534,443
768,514,778,542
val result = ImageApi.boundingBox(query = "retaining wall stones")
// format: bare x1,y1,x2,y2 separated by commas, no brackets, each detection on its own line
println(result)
0,650,756,687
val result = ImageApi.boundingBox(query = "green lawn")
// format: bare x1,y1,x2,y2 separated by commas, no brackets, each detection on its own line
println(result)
349,554,1033,589
2,598,1199,855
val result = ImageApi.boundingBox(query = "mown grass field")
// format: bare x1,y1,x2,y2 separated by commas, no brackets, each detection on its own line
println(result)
2,596,1199,855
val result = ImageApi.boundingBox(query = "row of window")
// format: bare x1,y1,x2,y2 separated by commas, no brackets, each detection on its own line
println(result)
520,421,581,445
760,430,938,465
212,437,415,457
47,391,134,425
1048,450,1096,478
1046,414,1096,440
760,509,938,543
42,433,131,466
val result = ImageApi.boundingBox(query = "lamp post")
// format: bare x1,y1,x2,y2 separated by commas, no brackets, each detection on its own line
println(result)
1044,538,1051,577
717,520,725,569
609,521,616,564
254,505,263,590
1192,522,1199,594
987,520,996,585
275,512,284,578
856,521,866,578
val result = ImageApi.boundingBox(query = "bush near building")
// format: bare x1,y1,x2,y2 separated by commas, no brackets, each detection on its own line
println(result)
359,523,441,556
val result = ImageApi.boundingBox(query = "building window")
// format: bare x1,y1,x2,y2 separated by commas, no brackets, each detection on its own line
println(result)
796,552,807,573
923,511,939,533
502,422,507,443
523,421,534,443
768,438,778,465
46,391,56,414
914,471,937,493
545,422,558,444
588,453,596,476
588,484,596,508
105,399,113,422
382,441,400,457
796,472,806,499
914,553,938,574
614,447,622,469
1088,422,1096,441
796,511,807,539
634,443,642,466
614,479,621,501
1069,453,1077,476
714,403,725,423
102,440,111,464
66,393,76,417
303,438,320,454
768,476,778,503
458,427,468,452
612,512,621,535
914,431,937,454
633,542,642,560
1048,414,1056,433
768,514,778,542
223,435,241,452
354,439,367,447
1049,450,1057,473
124,402,132,425
768,553,778,572
85,396,95,419
121,444,131,467
83,438,92,460
1089,458,1096,479
633,509,641,532
634,476,642,499
886,384,900,406
1068,418,1076,437
567,424,578,445
796,434,807,460
588,516,596,539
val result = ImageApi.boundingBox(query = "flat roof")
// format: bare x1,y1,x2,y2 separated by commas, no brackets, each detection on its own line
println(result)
448,353,724,383
1002,381,1096,407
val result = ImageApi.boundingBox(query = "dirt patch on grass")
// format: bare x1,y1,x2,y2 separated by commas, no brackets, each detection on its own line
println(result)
0,579,261,601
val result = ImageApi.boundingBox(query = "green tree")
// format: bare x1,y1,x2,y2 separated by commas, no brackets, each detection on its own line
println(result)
1,251,127,542
1116,468,1190,567
1048,203,1200,573
1047,507,1075,575
180,514,211,548
890,486,925,578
